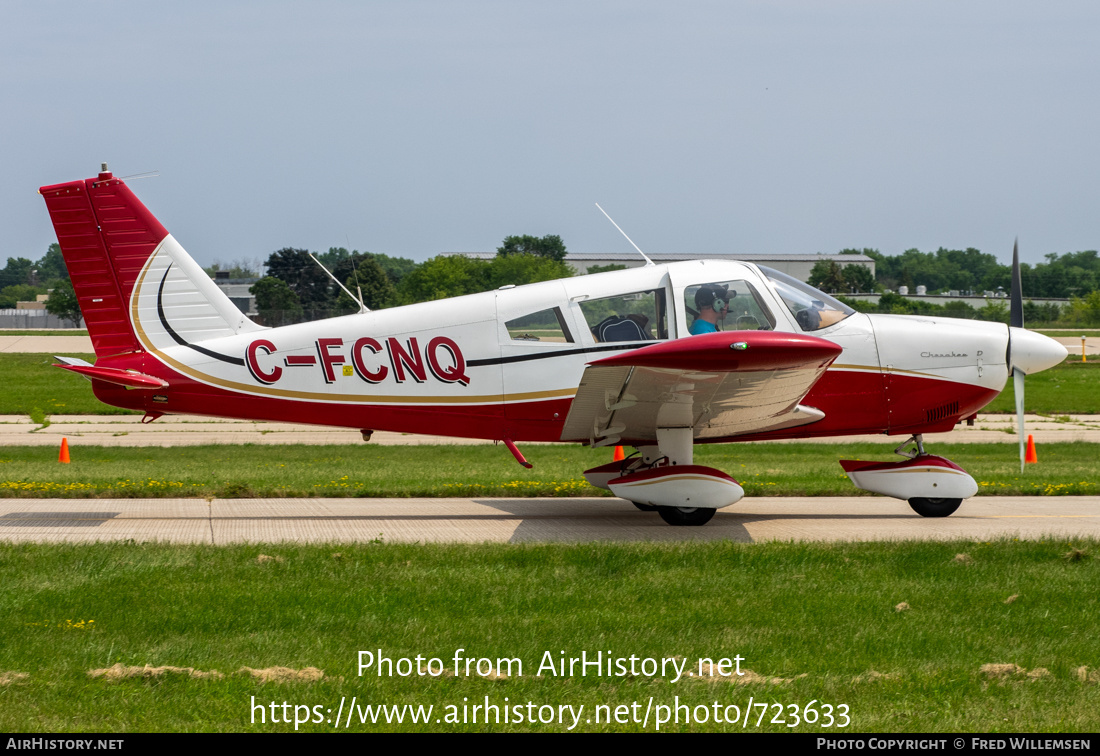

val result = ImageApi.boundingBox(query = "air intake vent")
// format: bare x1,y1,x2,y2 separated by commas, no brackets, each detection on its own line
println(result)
927,401,959,424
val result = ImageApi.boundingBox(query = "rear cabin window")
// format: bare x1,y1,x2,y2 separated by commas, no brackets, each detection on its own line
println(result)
578,289,668,343
505,307,574,343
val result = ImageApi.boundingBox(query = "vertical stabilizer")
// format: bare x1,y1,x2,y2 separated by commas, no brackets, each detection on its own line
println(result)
40,167,260,360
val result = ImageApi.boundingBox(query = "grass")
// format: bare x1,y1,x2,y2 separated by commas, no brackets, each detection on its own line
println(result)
0,539,1097,732
0,354,137,416
0,442,1096,498
982,361,1100,414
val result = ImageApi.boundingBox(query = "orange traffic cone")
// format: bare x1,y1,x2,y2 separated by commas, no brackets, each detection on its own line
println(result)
59,437,70,464
613,445,625,461
1025,434,1037,464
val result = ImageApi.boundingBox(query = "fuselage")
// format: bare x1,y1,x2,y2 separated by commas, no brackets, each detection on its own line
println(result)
95,253,1018,443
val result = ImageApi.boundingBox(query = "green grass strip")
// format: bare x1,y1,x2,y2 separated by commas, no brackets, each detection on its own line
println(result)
0,540,1097,732
0,354,137,416
0,442,1097,498
982,361,1100,414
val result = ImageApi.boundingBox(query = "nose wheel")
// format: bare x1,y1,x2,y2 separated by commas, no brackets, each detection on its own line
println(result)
841,434,976,518
907,497,962,518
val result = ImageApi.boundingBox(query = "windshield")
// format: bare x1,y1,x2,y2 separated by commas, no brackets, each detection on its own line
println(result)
760,266,854,332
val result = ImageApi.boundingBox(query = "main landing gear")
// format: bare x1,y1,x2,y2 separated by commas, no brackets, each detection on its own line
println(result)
655,506,716,526
840,435,977,518
583,429,740,526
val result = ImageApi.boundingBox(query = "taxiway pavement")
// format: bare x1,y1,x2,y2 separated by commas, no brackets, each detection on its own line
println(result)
1,496,1097,544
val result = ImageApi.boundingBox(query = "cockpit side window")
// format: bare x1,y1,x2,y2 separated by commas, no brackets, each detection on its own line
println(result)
578,289,668,342
761,266,855,332
683,280,775,334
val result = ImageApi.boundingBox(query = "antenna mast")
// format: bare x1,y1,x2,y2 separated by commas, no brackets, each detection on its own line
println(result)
595,203,654,267
308,253,368,313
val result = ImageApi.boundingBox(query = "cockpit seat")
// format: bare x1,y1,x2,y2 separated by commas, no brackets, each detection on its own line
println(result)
593,315,649,342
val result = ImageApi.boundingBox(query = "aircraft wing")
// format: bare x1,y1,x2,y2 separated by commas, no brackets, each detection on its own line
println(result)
560,331,843,445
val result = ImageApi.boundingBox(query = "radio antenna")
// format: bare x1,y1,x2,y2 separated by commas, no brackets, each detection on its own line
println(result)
119,170,160,181
595,203,654,267
309,253,368,313
347,235,366,310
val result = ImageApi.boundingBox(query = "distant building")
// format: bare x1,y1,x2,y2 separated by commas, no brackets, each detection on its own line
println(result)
212,270,259,316
445,251,875,282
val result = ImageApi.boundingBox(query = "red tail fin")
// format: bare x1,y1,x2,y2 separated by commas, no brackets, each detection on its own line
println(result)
39,168,168,358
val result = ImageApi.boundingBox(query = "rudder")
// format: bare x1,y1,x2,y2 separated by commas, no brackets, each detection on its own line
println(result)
40,167,167,357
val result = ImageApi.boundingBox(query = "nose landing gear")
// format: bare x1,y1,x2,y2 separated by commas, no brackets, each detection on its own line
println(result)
840,435,978,517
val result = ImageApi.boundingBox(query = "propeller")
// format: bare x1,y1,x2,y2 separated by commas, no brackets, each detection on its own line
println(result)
1006,240,1068,470
1010,240,1026,472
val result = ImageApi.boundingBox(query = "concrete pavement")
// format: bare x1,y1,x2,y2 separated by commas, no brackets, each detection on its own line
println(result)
0,335,94,353
0,496,1097,544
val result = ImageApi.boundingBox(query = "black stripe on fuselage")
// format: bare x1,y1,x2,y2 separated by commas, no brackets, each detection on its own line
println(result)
156,265,246,366
155,266,643,372
467,342,642,367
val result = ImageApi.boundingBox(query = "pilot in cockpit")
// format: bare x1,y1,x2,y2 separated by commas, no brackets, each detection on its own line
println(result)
689,284,734,335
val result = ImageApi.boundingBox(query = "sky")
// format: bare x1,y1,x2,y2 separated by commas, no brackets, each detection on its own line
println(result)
3,1,1098,270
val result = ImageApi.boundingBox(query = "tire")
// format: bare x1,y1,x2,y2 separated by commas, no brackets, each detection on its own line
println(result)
657,507,716,526
908,497,962,518
632,502,658,512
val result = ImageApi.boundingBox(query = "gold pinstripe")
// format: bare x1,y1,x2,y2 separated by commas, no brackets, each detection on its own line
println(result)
852,467,971,476
613,475,742,488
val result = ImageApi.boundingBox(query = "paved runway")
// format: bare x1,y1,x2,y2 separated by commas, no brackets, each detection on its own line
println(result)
1,496,1096,544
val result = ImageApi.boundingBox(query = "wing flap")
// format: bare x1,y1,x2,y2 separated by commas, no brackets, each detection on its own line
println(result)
560,331,841,444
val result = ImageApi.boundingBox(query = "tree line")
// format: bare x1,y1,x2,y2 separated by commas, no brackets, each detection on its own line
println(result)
5,237,1100,327
250,234,571,326
808,247,1100,325
0,244,82,324
809,247,1100,298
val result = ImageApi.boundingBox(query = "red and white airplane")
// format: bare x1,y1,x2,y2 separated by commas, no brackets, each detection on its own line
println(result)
39,166,1068,525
